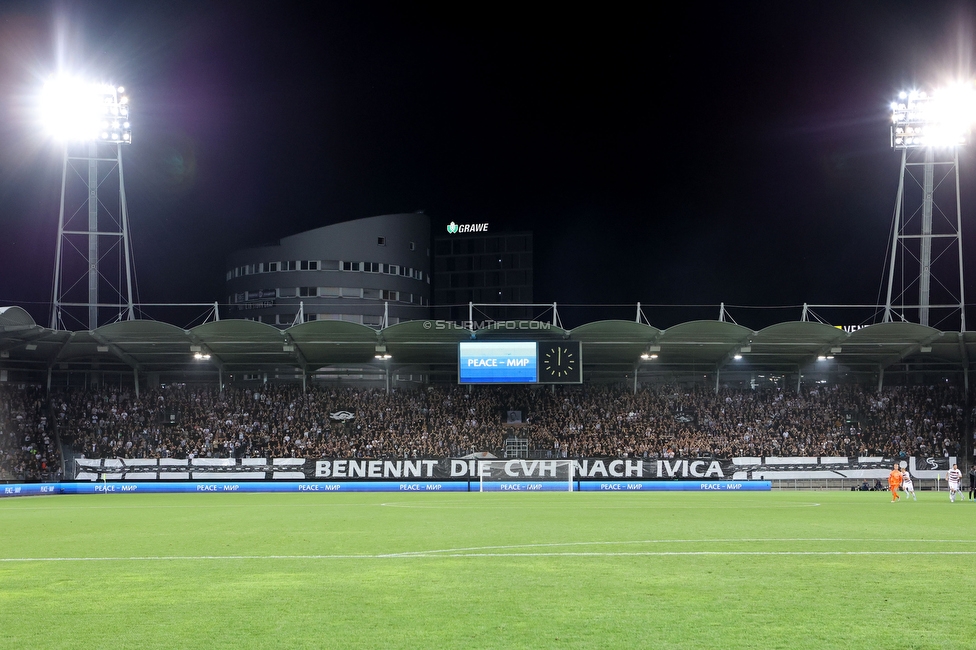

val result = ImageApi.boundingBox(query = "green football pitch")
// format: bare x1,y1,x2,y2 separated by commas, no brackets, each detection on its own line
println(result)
1,490,973,649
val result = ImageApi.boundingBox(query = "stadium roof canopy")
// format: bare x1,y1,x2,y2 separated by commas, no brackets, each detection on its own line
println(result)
1,306,972,381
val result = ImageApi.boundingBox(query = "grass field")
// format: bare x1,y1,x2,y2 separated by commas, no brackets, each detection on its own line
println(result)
1,489,974,649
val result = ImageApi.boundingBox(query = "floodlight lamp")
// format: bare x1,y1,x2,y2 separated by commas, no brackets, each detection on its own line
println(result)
891,81,976,149
733,354,743,360
817,355,827,361
39,75,132,144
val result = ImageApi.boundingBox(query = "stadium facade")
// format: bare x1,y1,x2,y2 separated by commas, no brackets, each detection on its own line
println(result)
432,226,533,323
225,213,431,328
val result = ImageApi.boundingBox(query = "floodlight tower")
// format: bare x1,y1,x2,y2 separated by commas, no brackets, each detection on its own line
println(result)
884,84,975,330
44,76,134,330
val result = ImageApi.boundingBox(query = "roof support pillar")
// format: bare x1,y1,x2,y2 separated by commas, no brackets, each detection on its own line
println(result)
877,365,885,393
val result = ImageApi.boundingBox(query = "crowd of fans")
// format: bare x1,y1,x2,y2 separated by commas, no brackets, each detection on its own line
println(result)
0,385,60,481
0,381,969,480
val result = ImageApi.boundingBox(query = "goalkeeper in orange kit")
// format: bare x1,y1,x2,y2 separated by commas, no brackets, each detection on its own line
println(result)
888,463,903,502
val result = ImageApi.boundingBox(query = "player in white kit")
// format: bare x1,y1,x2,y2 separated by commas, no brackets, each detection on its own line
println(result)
901,467,916,501
947,464,962,503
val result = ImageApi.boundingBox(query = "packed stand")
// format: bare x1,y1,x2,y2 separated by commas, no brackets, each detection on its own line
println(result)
0,385,60,481
49,382,965,462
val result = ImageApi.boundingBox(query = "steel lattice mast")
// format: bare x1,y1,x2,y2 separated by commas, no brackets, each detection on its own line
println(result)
884,85,973,331
45,78,134,330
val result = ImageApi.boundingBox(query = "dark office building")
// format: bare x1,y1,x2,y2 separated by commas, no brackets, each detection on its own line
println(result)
432,229,533,323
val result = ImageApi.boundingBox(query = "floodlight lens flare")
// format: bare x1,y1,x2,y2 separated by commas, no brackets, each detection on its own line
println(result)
39,75,131,143
891,81,976,149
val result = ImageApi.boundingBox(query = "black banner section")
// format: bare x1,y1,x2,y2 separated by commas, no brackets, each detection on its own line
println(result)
72,455,955,482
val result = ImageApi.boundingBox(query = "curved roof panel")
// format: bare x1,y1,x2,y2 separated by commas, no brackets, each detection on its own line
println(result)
570,320,661,366
285,320,379,367
0,308,973,377
379,320,471,365
0,306,38,330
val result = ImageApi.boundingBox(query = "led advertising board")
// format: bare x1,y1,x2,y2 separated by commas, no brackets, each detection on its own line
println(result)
458,341,538,383
457,341,582,384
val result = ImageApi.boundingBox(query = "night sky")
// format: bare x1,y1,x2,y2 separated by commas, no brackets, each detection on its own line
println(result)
0,1,974,329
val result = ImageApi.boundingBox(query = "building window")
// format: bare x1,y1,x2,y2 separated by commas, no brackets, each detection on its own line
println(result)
282,261,297,271
299,287,317,297
381,290,398,300
341,261,361,272
300,260,319,271
265,262,278,272
409,241,416,251
377,237,386,246
364,262,380,273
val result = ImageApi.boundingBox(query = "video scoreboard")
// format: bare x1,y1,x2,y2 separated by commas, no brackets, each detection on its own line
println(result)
458,341,582,384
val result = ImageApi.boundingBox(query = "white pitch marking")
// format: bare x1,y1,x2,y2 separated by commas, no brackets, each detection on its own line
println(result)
383,537,972,556
3,538,973,562
2,550,976,562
